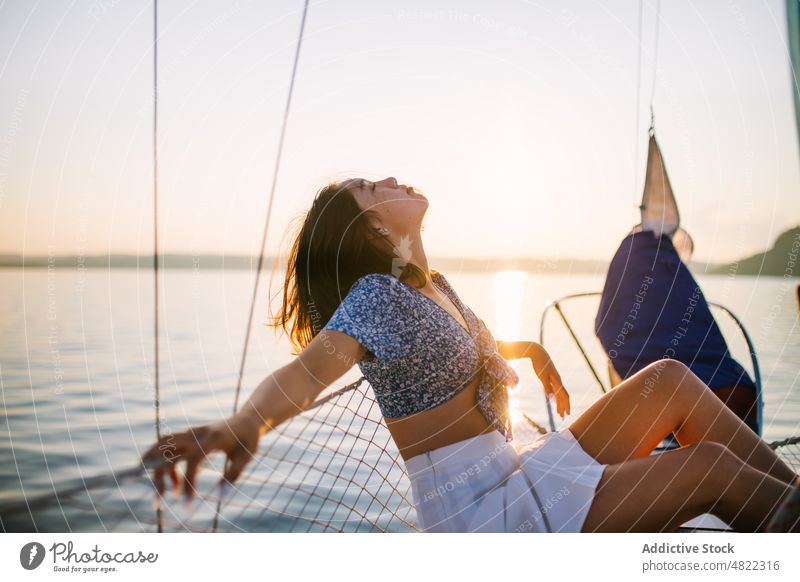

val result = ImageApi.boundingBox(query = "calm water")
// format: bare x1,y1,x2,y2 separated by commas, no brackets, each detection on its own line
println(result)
1,267,798,531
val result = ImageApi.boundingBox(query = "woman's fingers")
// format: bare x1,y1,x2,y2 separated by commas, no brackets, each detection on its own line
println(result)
142,419,259,501
182,429,219,499
153,461,180,496
142,433,183,469
182,452,205,500
559,392,570,418
141,428,210,499
548,373,570,418
222,449,250,485
221,425,259,485
143,435,182,495
542,377,563,418
168,461,180,495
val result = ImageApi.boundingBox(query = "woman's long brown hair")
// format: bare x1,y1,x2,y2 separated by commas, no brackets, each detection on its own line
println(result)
270,181,426,353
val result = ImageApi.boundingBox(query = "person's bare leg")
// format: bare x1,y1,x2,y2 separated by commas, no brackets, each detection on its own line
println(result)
581,441,793,532
568,359,797,485
607,364,758,431
713,384,758,432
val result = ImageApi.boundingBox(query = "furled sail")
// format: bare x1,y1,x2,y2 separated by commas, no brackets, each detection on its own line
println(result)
637,132,694,262
640,133,679,237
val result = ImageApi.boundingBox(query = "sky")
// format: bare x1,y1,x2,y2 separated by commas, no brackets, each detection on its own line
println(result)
0,0,798,264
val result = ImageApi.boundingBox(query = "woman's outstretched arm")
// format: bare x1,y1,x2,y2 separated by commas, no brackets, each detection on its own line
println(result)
496,340,571,419
141,329,366,499
238,329,366,435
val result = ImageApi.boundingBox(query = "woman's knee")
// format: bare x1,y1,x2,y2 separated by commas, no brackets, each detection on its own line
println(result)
688,440,731,460
685,441,742,487
666,442,742,514
654,359,711,399
657,358,690,381
637,359,693,398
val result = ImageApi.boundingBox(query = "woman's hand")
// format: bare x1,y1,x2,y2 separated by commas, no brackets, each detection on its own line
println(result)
528,344,571,419
138,335,364,501
140,412,262,500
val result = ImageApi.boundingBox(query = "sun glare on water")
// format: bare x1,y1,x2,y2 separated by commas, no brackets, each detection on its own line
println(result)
493,270,527,341
492,270,528,425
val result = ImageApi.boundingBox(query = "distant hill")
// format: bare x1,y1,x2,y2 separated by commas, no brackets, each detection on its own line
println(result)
0,253,608,274
0,253,272,270
711,226,800,277
3,228,797,276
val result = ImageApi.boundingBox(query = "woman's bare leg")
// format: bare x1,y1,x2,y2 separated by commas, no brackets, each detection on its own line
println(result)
713,384,758,431
581,441,793,532
568,359,797,485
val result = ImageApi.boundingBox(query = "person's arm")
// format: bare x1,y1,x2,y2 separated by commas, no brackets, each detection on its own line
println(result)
236,329,366,435
496,340,571,419
495,340,540,362
141,329,366,499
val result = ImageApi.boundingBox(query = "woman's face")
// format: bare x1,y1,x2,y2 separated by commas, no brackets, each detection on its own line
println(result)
343,176,428,236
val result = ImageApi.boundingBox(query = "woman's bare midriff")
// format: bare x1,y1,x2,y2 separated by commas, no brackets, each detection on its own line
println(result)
383,374,496,462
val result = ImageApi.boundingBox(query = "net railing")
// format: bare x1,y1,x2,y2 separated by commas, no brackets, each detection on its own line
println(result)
1,378,417,533
2,383,798,533
771,436,800,469
0,378,553,534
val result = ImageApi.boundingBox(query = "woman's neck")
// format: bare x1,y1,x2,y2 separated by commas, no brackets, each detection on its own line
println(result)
404,231,432,285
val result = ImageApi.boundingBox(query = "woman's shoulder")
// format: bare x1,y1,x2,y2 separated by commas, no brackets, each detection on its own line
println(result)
350,272,400,292
345,273,406,304
348,269,455,302
353,272,396,284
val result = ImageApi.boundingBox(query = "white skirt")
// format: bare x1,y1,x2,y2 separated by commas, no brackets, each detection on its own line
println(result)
405,427,607,533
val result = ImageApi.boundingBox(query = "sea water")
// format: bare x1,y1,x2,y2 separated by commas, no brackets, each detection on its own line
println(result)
0,267,797,531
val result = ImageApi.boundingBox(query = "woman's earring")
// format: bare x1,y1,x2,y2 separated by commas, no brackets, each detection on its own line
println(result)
376,227,390,236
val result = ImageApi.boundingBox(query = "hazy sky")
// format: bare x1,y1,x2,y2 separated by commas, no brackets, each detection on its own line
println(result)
1,0,798,263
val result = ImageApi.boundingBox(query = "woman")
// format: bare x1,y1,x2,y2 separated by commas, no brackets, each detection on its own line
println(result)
142,177,799,532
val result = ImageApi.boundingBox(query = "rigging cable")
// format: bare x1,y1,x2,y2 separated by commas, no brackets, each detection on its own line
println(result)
633,0,663,208
633,0,644,215
649,0,662,134
211,0,312,532
151,0,163,534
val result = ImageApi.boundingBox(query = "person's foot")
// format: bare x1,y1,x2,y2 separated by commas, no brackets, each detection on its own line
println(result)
765,476,800,532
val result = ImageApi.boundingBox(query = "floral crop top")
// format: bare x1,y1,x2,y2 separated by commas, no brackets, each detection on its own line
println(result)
320,270,520,441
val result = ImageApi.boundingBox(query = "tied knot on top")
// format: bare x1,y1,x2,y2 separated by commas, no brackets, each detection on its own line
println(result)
473,318,519,442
